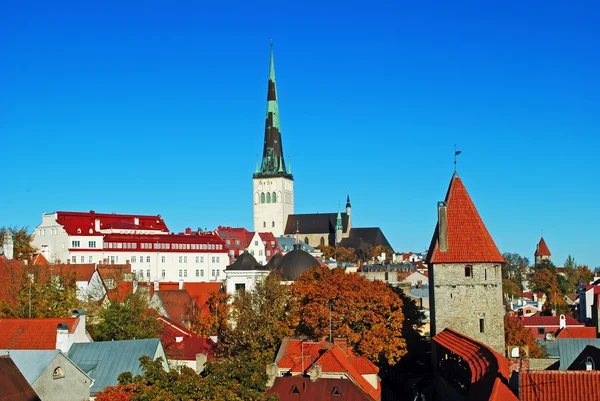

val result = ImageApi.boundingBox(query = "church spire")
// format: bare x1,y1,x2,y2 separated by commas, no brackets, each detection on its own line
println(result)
254,42,292,179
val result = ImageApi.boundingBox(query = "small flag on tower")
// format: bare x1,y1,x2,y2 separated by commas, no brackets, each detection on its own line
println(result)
455,150,461,156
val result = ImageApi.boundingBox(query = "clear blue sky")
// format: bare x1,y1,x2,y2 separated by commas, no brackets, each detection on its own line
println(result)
1,1,599,267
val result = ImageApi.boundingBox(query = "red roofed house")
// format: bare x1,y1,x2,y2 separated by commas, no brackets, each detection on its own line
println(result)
216,226,281,265
0,311,90,353
432,328,518,401
158,315,216,373
521,314,584,339
425,173,506,354
31,211,229,284
534,237,552,266
267,337,381,401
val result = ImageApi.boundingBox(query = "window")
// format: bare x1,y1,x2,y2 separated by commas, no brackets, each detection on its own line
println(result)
53,367,64,379
105,279,115,290
161,270,165,278
259,250,263,256
140,255,143,262
272,192,276,203
263,221,266,228
266,192,271,203
179,270,182,277
261,193,265,203
184,256,188,263
146,256,150,263
131,256,136,263
267,250,271,256
88,256,93,263
184,270,187,277
110,256,115,263
161,256,166,263
479,318,485,333
89,241,96,248
212,270,215,277
146,270,150,278
71,240,80,248
331,387,342,397
200,256,204,263
196,256,199,263
494,265,499,278
179,256,183,263
304,237,309,245
537,327,545,335
216,257,220,263
484,268,488,280
196,269,199,277
212,257,215,263
115,256,119,263
272,221,275,227
320,237,325,246
255,240,259,246
201,270,204,277
464,265,473,278
235,283,246,292
71,256,76,263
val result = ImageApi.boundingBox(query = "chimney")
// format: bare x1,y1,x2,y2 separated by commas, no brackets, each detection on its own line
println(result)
185,227,192,235
95,218,101,232
559,314,566,329
533,293,538,302
196,353,207,373
154,281,159,291
134,217,139,225
71,310,86,341
179,280,184,290
308,363,322,381
56,323,72,353
437,201,448,252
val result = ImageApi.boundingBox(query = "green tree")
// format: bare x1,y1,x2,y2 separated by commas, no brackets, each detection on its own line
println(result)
0,226,37,261
89,292,160,341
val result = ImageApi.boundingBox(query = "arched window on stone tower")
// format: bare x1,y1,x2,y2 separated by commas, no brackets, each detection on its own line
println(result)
266,193,271,203
320,237,325,246
272,192,277,203
304,237,309,245
261,193,265,203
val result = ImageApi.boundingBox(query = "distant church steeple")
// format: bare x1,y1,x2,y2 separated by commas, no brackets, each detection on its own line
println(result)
254,42,292,179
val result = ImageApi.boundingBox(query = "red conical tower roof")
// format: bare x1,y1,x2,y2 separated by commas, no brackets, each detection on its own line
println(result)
427,173,504,264
534,237,551,257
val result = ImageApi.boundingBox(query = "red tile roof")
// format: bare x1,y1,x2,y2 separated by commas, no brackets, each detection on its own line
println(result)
155,290,194,325
433,328,510,383
519,371,600,401
427,174,504,264
0,318,78,350
554,327,597,339
275,338,379,400
55,211,169,236
267,376,372,401
521,316,582,327
55,263,96,282
29,253,48,265
158,316,216,362
534,237,551,257
489,377,519,401
0,356,41,401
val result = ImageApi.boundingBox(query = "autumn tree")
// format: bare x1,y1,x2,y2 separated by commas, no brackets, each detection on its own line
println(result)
529,268,560,297
89,292,160,341
504,316,545,358
0,261,78,318
189,290,230,338
316,245,336,259
291,266,407,365
219,273,297,358
502,278,522,299
0,226,37,261
336,246,358,264
371,245,394,261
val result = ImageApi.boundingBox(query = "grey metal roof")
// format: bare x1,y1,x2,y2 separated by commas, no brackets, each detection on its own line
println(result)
0,350,61,384
556,339,600,370
276,236,315,253
68,338,166,396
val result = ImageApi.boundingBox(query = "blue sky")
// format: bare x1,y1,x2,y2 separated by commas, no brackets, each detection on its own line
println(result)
1,1,599,267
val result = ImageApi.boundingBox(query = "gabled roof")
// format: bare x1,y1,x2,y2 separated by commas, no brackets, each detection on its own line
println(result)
54,211,169,236
519,371,600,401
521,316,582,327
284,213,349,235
426,173,504,264
0,350,91,385
535,237,551,257
154,290,194,325
0,355,41,401
554,327,597,339
557,339,600,370
158,316,216,362
68,338,166,396
267,376,372,401
29,254,48,266
0,318,78,350
55,263,96,282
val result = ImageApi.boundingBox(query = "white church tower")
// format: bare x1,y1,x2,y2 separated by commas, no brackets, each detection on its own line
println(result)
253,43,294,237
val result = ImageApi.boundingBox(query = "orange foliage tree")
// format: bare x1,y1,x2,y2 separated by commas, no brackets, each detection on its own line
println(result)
504,316,545,358
290,266,407,364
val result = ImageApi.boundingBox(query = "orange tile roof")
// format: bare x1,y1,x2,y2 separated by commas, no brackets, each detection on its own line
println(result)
519,371,600,401
0,318,78,350
535,237,551,257
29,253,48,265
489,377,519,401
427,174,504,264
554,327,597,339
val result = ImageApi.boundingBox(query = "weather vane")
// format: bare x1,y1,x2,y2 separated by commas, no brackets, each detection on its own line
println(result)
454,145,461,172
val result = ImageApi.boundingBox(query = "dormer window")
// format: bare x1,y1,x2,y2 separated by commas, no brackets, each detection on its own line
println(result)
53,367,64,379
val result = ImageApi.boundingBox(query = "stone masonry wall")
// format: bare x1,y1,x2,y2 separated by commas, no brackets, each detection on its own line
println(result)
430,262,505,355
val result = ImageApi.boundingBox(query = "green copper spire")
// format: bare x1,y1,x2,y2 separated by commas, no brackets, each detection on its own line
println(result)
254,42,292,179
336,205,343,231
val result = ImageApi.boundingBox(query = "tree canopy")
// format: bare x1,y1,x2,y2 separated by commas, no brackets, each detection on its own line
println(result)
504,316,545,358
